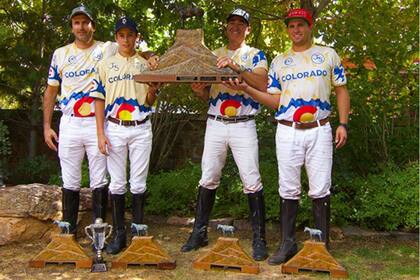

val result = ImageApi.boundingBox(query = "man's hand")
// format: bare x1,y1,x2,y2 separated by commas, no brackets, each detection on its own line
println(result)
223,78,248,92
98,134,111,156
147,82,162,94
191,82,210,95
44,128,58,152
147,55,159,70
216,56,240,73
335,125,348,148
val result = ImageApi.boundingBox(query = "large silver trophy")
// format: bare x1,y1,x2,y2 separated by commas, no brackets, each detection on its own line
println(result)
85,218,113,272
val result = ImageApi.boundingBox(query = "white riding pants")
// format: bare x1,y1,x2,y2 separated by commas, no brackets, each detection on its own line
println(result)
276,122,333,200
58,115,108,191
106,121,152,195
199,118,263,194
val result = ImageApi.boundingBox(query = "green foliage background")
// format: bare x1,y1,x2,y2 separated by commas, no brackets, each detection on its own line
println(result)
0,0,418,231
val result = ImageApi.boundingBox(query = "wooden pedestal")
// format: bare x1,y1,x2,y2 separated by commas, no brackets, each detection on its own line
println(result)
29,234,92,269
134,74,239,84
111,236,176,270
193,237,259,274
281,241,349,278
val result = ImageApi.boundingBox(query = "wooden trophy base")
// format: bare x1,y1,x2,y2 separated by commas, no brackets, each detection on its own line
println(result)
134,74,239,84
29,234,92,269
193,237,259,274
111,236,176,270
281,240,349,278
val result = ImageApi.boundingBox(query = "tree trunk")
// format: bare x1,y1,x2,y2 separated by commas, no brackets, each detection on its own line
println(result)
28,0,47,158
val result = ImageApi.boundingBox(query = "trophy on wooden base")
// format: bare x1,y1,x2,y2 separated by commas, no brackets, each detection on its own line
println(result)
111,223,176,270
193,224,259,274
29,220,92,269
85,218,113,272
281,227,349,278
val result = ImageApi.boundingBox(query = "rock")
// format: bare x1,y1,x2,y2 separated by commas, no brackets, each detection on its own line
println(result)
166,216,194,226
0,184,94,245
0,217,52,245
0,184,92,221
342,226,391,237
330,226,345,240
233,219,250,231
209,217,234,228
390,231,419,241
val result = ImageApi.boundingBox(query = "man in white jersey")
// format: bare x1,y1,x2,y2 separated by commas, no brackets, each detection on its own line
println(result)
90,17,160,254
181,8,269,261
226,8,350,265
43,5,116,235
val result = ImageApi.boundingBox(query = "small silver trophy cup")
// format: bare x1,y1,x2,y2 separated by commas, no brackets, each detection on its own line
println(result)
85,218,112,272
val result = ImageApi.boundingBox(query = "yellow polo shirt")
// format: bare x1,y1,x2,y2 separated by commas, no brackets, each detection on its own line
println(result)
90,52,151,121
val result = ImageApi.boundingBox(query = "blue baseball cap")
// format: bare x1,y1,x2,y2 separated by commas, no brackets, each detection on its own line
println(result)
115,17,138,33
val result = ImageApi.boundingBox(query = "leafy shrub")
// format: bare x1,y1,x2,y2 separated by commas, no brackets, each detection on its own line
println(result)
12,155,59,184
351,162,419,231
146,161,201,216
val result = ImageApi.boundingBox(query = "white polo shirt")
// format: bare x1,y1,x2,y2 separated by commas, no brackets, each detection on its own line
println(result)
47,41,118,117
267,45,347,122
208,45,268,117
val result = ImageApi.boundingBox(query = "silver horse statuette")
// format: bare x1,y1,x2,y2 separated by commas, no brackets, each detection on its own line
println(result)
131,223,148,236
304,227,323,241
53,220,71,234
217,224,235,237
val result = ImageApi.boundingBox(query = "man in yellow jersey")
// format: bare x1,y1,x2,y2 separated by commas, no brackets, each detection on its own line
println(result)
43,5,116,235
90,17,160,254
181,8,269,261
225,8,350,265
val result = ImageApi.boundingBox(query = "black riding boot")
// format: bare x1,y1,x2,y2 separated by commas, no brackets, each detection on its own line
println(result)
268,198,299,265
248,190,268,261
92,186,108,222
62,188,80,236
106,194,126,254
131,192,146,234
181,186,216,252
312,195,330,249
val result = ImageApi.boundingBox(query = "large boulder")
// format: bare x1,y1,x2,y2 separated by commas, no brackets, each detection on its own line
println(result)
0,184,93,245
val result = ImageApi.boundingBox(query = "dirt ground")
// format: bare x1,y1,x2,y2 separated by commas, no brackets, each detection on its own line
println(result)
0,222,417,280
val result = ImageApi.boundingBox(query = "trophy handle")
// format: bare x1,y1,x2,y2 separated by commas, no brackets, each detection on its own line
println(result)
85,226,94,241
105,225,113,240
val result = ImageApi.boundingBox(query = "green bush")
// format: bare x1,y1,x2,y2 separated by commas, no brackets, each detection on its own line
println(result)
146,161,201,216
351,162,419,231
12,155,59,184
145,157,419,232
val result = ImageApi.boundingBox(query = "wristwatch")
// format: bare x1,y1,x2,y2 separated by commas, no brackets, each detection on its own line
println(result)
339,123,348,132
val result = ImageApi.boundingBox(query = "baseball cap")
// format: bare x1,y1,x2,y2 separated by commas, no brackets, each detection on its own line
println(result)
115,17,138,33
70,4,94,22
284,8,313,27
227,8,250,25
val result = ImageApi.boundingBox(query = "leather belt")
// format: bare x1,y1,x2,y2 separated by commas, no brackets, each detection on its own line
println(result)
278,118,329,129
108,115,150,126
208,114,255,123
